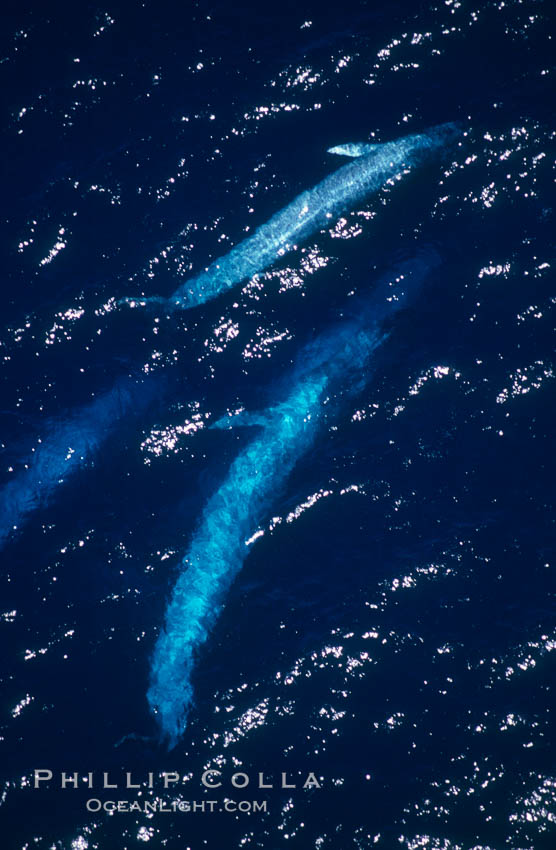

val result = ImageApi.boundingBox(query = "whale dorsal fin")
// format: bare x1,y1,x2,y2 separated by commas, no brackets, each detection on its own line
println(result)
327,142,378,158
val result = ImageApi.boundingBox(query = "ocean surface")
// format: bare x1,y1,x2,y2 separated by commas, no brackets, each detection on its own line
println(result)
1,1,555,848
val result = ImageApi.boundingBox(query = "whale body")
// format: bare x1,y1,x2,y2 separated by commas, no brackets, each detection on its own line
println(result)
147,249,440,748
121,124,458,314
0,374,163,549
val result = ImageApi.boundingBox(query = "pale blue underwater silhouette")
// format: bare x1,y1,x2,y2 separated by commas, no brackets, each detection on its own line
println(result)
121,124,459,314
148,249,441,748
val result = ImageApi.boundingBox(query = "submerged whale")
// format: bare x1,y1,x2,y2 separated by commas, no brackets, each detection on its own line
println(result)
0,373,164,550
148,249,440,748
121,124,458,314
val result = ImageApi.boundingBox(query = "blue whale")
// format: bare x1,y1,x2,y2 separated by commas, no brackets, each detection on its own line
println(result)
0,374,164,550
147,249,440,748
121,124,458,314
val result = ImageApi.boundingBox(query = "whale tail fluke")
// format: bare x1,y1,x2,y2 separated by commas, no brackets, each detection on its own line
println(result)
117,294,177,313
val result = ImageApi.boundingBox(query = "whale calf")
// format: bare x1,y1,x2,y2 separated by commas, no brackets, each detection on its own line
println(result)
147,249,440,748
121,124,458,314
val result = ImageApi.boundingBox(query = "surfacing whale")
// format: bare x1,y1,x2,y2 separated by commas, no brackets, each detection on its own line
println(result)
147,248,441,748
121,124,458,314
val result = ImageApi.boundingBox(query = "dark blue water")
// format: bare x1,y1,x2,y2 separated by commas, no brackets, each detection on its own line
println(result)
1,1,555,848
